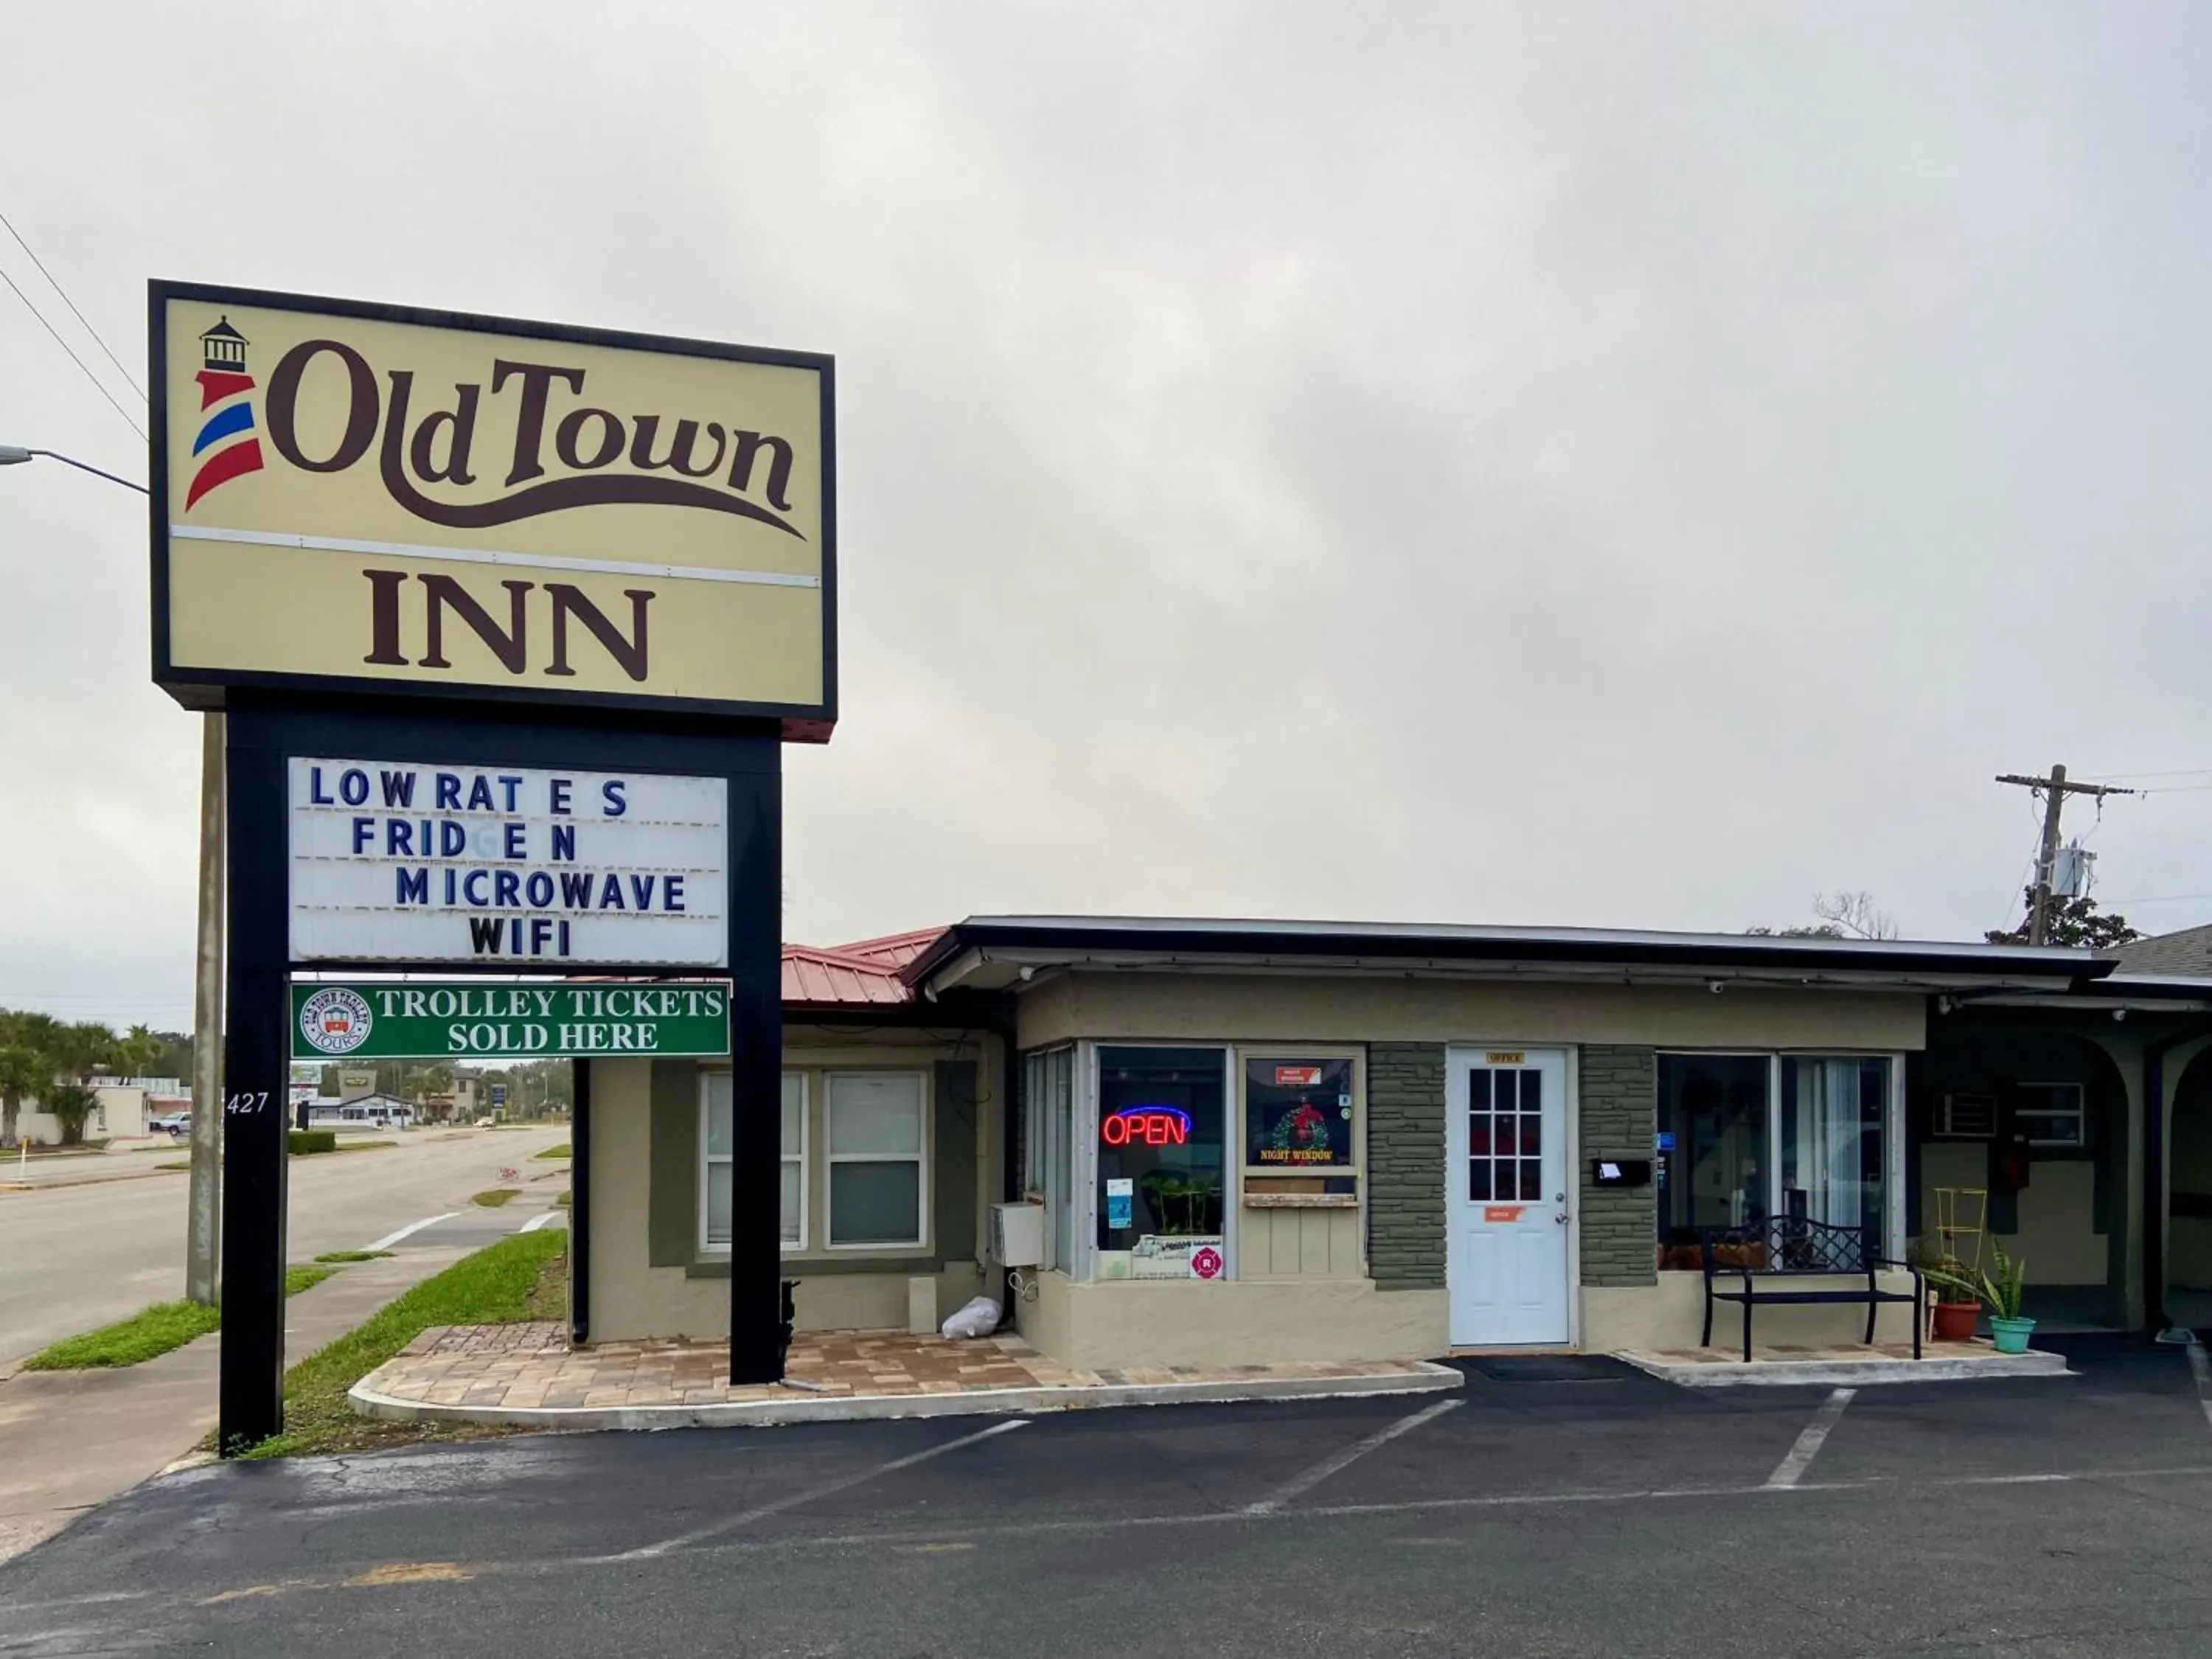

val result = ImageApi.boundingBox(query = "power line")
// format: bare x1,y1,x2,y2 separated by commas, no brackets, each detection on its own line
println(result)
0,208,145,401
0,262,145,441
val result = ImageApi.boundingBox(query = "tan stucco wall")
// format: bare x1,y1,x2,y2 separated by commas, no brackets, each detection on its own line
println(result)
1015,973,1926,1052
1583,1271,1921,1354
585,1032,1005,1344
1020,1270,1448,1369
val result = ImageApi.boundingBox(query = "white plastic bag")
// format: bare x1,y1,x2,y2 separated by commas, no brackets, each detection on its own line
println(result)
939,1295,1001,1340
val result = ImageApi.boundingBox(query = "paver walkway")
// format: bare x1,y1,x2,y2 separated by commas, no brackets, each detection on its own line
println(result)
354,1325,1458,1427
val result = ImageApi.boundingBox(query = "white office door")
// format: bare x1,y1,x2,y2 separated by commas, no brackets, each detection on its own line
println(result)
1447,1048,1571,1347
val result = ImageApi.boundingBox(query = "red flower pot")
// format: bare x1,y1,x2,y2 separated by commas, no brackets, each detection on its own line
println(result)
1931,1301,1980,1342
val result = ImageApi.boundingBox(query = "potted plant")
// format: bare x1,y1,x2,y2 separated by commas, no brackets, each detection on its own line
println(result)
1929,1242,2035,1354
1916,1244,1983,1343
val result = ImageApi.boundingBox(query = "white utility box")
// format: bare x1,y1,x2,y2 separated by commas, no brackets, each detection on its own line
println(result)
990,1201,1046,1268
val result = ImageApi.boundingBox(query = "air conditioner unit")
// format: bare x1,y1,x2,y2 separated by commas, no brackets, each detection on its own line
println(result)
990,1202,1045,1269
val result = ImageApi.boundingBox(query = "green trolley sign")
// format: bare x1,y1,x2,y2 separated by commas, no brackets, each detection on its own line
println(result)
290,980,731,1061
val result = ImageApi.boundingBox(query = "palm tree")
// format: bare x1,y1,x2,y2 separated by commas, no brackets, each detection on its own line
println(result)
0,1045,49,1148
116,1024,166,1081
49,1020,119,1085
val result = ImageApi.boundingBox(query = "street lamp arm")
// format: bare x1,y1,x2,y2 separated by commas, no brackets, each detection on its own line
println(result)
0,445,149,494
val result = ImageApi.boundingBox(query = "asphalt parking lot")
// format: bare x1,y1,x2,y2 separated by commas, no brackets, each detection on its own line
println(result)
5,1336,2211,1658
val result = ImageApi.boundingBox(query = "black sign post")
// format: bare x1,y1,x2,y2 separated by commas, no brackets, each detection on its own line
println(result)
216,708,291,1452
726,762,785,1384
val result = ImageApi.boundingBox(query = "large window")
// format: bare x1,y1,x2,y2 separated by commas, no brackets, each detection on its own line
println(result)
1022,1048,1076,1270
701,1071,804,1252
1096,1046,1228,1281
826,1071,928,1248
1658,1054,1891,1252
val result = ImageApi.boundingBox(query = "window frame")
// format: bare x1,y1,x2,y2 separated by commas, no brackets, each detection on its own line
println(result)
823,1068,931,1253
1655,1048,1905,1262
1086,1041,1236,1284
2013,1081,2088,1149
698,1069,808,1257
1237,1046,1366,1183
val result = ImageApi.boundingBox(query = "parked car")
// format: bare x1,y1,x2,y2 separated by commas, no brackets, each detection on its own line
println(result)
150,1113,191,1137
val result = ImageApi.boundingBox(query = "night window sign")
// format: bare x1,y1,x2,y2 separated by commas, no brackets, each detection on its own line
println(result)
287,757,727,965
1245,1057,1354,1169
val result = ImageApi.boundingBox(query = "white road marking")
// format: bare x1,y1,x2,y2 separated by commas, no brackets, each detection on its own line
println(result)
2188,1343,2212,1433
609,1418,1032,1562
1243,1397,1464,1515
1764,1387,1856,1489
516,1211,564,1233
364,1212,459,1252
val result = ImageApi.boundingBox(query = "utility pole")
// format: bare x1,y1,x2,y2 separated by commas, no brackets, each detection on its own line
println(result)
187,713,224,1304
1995,765,2137,945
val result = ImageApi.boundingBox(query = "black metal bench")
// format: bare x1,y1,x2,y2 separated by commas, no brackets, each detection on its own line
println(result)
1700,1217,1922,1362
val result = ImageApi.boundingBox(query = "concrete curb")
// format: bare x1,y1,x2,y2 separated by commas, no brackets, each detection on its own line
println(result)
1619,1349,2071,1388
349,1359,1464,1432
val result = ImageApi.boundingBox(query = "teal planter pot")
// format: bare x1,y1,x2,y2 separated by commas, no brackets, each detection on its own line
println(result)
1989,1315,2036,1354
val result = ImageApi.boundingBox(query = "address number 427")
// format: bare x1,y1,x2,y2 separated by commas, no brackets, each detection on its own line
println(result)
225,1092,271,1116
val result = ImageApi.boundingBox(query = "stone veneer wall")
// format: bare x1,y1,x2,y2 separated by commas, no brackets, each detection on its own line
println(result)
1368,1043,1447,1290
1579,1044,1657,1287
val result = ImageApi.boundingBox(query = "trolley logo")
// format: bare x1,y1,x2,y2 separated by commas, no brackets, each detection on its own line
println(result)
250,338,807,540
298,987,375,1055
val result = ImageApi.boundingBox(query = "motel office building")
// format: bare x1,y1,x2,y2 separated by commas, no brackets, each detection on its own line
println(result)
574,917,2212,1366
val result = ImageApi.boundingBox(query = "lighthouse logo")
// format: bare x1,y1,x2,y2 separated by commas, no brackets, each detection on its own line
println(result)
184,316,265,509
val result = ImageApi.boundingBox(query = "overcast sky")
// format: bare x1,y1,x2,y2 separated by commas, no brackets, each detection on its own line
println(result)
5,3,2212,1029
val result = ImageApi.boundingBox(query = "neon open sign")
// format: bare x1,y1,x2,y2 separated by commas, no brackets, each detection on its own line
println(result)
1101,1106,1191,1147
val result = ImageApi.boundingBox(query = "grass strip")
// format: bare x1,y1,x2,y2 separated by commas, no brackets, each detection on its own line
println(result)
533,1143,571,1159
554,1189,571,1208
471,1188,518,1208
25,1263,344,1371
234,1229,567,1459
313,1249,394,1264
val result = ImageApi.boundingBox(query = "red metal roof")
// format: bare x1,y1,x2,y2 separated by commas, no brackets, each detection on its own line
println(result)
827,928,947,973
782,928,946,1007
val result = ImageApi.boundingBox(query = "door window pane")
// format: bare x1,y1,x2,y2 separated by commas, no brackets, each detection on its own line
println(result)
1466,1067,1545,1211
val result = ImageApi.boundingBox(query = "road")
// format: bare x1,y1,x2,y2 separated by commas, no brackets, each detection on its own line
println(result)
0,1127,568,1366
2,1338,2208,1656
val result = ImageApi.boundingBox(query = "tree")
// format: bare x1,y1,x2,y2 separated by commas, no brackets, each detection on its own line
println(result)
1809,891,1897,941
1747,890,1896,940
116,1024,165,1081
1986,887,2141,950
0,1045,48,1148
43,1081,103,1147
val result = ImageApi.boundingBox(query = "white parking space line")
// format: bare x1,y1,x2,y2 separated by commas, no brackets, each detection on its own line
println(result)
516,1211,564,1233
364,1212,459,1252
2188,1343,2212,1434
611,1417,1033,1562
1242,1397,1464,1516
1764,1387,1856,1489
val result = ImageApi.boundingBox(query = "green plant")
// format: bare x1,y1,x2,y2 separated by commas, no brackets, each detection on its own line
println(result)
288,1129,338,1155
472,1187,518,1207
1919,1252,1980,1305
1926,1241,2028,1321
44,1082,103,1147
